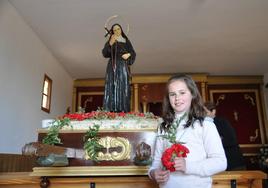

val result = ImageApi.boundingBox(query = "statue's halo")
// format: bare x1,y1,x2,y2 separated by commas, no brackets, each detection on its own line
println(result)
104,15,129,36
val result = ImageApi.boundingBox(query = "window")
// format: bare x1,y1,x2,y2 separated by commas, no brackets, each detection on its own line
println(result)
41,74,52,113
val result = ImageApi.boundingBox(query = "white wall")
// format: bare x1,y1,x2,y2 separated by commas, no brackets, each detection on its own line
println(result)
0,0,73,153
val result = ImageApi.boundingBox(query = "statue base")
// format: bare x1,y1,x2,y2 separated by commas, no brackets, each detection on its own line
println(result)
37,129,157,166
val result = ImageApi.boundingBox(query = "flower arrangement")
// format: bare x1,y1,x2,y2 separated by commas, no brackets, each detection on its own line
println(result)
42,110,158,161
161,143,189,172
62,110,157,121
159,113,190,171
42,118,70,145
83,124,103,162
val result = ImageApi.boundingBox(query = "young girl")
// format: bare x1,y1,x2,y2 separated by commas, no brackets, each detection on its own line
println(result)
148,74,227,188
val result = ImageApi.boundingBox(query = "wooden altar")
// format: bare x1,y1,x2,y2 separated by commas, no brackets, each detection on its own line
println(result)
0,170,266,188
37,128,157,166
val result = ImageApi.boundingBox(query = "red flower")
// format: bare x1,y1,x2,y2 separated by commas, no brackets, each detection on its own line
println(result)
61,111,158,125
161,143,189,172
118,112,126,117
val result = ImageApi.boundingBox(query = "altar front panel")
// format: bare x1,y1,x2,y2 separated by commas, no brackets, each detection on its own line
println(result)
38,130,157,167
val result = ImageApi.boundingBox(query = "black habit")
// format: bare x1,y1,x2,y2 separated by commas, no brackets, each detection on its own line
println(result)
102,39,136,112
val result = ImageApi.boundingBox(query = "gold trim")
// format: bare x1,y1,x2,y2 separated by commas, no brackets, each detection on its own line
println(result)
72,87,77,113
141,95,148,102
260,85,268,142
74,73,208,87
30,166,149,176
74,79,105,87
244,94,255,106
132,73,208,84
130,85,133,111
134,83,139,112
132,75,170,83
240,144,268,148
142,102,147,113
243,153,258,157
74,75,263,87
249,129,259,142
85,136,131,161
210,89,265,144
141,84,148,91
255,90,265,144
207,76,263,85
201,82,206,102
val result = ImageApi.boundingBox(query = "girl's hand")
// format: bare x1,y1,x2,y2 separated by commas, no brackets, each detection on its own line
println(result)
151,169,170,184
122,53,131,60
174,157,186,172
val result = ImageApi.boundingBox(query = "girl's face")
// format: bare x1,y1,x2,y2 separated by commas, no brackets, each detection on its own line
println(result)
113,25,122,37
168,80,193,114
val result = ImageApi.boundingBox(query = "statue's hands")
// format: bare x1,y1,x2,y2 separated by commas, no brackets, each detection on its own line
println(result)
122,53,131,60
109,34,118,45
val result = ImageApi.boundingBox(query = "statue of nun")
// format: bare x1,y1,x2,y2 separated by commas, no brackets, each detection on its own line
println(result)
102,23,136,112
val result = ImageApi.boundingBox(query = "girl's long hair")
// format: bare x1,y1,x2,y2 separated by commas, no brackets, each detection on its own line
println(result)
161,74,206,132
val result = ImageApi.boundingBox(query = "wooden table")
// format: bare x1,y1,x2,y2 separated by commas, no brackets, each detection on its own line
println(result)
0,169,266,188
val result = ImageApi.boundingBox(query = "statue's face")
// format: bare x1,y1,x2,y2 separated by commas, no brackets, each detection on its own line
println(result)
113,25,122,37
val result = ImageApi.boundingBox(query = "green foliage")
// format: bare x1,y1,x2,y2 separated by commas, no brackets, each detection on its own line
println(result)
42,118,70,145
42,117,103,162
83,124,103,162
159,113,187,144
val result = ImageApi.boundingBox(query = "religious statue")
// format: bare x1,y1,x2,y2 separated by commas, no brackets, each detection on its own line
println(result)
102,15,136,112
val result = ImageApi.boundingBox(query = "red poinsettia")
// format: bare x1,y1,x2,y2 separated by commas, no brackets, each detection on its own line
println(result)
161,143,189,172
